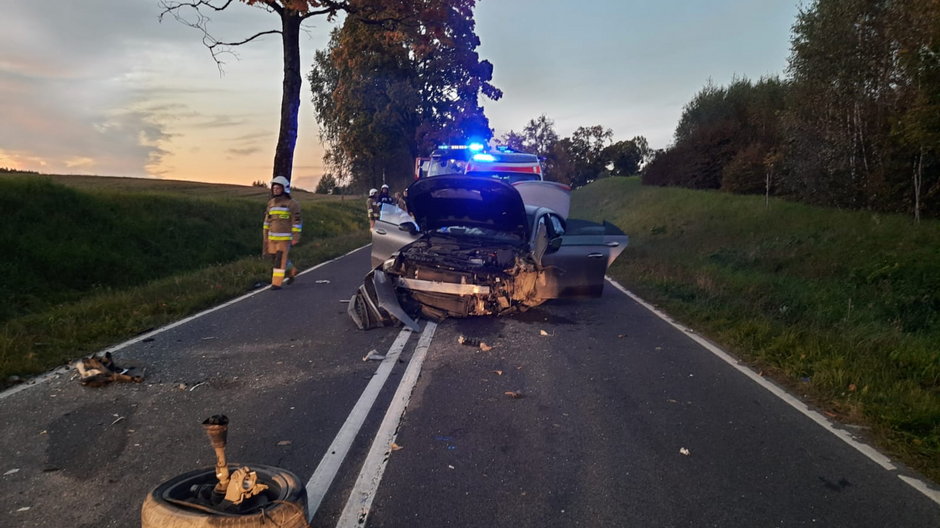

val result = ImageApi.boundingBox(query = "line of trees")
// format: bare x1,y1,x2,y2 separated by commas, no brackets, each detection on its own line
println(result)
499,115,650,187
644,0,940,220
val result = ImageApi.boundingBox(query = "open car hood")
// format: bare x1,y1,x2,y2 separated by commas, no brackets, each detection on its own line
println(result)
407,176,529,238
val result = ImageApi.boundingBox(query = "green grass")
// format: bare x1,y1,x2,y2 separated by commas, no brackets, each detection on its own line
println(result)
0,173,369,386
571,177,940,483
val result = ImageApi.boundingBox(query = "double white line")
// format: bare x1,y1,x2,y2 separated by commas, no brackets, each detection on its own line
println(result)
304,321,439,525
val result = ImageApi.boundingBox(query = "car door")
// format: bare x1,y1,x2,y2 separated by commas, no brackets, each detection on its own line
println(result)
536,214,628,298
371,203,421,268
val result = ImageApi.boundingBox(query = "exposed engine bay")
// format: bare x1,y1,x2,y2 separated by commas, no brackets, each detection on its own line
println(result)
348,175,628,331
348,233,544,330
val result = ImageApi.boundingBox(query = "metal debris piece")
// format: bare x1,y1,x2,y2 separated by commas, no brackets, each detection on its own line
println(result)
315,279,331,284
277,440,292,447
679,447,691,456
4,468,20,476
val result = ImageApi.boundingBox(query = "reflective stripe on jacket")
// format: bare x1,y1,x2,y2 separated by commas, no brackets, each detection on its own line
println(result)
263,196,302,243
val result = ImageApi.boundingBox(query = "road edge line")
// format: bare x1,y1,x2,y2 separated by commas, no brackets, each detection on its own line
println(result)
606,277,940,505
0,244,371,401
334,321,438,527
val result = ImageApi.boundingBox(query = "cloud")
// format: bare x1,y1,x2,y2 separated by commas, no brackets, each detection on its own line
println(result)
227,147,262,157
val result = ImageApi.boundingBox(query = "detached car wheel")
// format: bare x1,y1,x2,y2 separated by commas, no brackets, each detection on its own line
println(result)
140,464,307,528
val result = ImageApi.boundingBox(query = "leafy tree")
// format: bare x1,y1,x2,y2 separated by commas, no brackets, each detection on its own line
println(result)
549,125,612,187
498,130,526,151
889,0,940,221
783,0,940,217
159,0,357,184
548,137,577,186
644,76,785,192
310,0,501,191
315,173,339,194
521,115,560,157
602,136,650,176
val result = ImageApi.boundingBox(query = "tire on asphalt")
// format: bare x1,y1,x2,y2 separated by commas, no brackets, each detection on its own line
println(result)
140,464,308,528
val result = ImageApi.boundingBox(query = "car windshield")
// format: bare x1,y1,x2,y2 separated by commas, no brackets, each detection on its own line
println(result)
465,171,542,184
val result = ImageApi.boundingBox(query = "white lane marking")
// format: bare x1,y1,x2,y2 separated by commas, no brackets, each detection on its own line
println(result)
606,277,940,505
305,326,415,518
0,244,370,401
335,321,438,528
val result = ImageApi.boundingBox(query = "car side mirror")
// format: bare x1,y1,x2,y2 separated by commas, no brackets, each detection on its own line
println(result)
546,236,563,254
399,221,419,235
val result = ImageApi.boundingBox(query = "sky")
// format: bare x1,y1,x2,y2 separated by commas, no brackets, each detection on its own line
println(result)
0,1,801,190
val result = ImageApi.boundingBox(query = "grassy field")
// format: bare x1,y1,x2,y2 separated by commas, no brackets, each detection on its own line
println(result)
0,172,369,386
571,177,939,483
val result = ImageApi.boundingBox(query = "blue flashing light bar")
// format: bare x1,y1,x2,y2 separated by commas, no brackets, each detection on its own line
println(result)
472,153,496,162
468,142,485,152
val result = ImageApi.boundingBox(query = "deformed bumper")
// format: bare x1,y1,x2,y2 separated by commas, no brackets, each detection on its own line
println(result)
347,270,421,331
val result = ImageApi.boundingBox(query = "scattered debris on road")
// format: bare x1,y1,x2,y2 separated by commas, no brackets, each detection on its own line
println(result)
277,440,292,447
73,352,143,387
4,468,19,476
458,335,494,351
390,442,403,451
315,279,331,284
504,391,524,399
363,350,385,361
679,447,691,456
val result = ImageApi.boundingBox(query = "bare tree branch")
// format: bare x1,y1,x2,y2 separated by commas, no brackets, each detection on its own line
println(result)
159,0,284,74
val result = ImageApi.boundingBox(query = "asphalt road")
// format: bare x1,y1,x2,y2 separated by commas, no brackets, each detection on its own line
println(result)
0,245,937,528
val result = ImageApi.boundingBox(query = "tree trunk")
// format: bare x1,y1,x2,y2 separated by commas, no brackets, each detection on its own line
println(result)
273,11,302,182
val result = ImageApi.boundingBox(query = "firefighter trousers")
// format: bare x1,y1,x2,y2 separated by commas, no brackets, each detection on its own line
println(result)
267,240,297,287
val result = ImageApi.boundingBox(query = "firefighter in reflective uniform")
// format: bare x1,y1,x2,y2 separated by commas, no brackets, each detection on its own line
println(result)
377,183,395,206
366,188,380,228
262,176,302,289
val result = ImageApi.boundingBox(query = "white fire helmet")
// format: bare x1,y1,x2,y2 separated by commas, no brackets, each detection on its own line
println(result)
369,188,378,196
381,184,389,190
271,175,290,193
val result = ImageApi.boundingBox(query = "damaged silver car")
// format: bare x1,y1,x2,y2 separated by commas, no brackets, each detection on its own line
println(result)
348,175,628,331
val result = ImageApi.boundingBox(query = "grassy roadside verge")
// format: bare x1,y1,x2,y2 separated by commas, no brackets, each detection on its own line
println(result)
0,173,370,388
572,177,940,483
0,231,369,387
